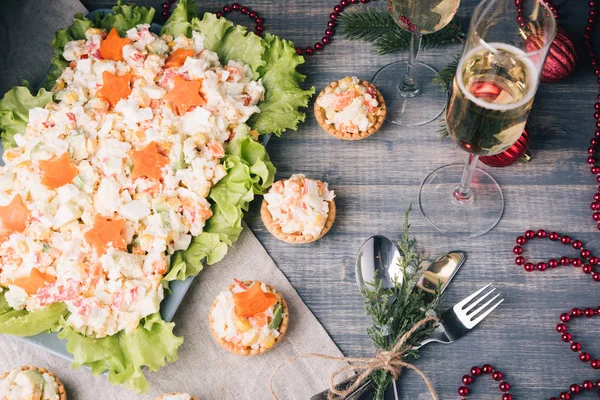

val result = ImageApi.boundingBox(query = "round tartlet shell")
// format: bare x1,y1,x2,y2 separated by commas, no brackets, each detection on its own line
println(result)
154,393,199,400
314,79,386,141
208,280,289,356
0,366,67,400
261,194,336,244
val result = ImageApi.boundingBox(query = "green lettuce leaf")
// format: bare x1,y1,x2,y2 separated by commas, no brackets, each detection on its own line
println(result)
168,127,275,277
160,0,197,38
58,313,183,393
0,86,53,148
249,33,315,136
44,13,93,90
92,1,155,36
190,12,232,52
0,292,68,336
191,13,266,79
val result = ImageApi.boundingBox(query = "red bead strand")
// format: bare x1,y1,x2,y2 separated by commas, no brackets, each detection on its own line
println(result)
162,0,372,54
514,229,600,280
457,365,512,400
586,0,600,226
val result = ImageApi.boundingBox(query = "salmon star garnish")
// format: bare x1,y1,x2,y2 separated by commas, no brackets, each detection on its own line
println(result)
39,152,79,189
233,284,278,318
164,76,205,115
129,141,169,181
164,48,194,69
99,28,132,61
0,194,30,233
84,214,127,256
12,268,57,295
97,71,132,107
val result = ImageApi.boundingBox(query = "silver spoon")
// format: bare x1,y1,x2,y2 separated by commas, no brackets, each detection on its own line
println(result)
356,235,403,400
354,236,466,400
356,234,403,296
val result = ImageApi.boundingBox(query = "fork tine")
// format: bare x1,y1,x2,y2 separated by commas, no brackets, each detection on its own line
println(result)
456,283,491,309
469,297,504,327
463,288,496,314
469,293,501,317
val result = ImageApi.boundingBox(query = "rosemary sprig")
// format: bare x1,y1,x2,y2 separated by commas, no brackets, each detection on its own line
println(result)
361,205,441,399
339,8,465,54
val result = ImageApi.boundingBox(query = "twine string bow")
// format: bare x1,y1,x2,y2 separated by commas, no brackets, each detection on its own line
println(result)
270,315,439,400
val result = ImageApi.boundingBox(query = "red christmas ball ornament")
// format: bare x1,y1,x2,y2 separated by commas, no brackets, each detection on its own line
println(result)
480,128,530,167
524,26,577,83
542,27,578,83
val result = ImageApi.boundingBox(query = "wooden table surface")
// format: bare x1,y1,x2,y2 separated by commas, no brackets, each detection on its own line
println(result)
83,0,600,398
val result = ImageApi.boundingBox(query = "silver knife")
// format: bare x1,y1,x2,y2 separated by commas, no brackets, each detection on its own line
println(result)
310,251,466,400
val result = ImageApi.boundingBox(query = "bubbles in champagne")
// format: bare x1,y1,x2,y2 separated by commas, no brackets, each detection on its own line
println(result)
388,0,460,34
446,43,538,156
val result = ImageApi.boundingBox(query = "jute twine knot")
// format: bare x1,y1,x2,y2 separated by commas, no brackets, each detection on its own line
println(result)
270,315,439,400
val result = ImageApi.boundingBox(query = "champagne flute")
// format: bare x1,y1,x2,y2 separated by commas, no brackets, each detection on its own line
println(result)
419,0,556,237
372,0,461,127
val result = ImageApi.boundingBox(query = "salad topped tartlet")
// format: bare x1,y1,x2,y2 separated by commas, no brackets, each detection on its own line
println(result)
261,174,336,243
315,76,386,140
209,279,288,356
0,366,66,400
0,0,313,393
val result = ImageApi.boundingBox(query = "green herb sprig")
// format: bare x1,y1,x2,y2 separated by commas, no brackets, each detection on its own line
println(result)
361,205,441,399
339,8,465,55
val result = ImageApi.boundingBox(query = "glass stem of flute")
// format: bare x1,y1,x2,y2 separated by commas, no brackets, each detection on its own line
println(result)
400,32,422,97
453,153,479,203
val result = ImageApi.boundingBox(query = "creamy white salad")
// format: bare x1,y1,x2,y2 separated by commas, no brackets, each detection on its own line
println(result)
0,368,60,400
316,76,380,134
264,174,335,237
0,24,264,338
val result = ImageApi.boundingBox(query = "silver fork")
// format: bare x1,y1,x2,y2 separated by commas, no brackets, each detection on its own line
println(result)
415,283,504,349
310,284,504,400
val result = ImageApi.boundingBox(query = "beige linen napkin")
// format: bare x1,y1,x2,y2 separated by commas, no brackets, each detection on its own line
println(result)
0,1,349,398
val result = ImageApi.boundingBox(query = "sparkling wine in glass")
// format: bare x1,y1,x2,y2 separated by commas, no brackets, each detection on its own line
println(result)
372,0,460,127
419,0,556,237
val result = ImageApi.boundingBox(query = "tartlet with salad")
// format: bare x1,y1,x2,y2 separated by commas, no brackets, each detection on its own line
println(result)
0,0,313,393
261,174,336,243
0,366,67,400
209,279,288,356
315,76,386,140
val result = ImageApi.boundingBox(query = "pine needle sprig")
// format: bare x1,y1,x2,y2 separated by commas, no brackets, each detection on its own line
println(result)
339,8,465,54
337,8,398,43
433,53,460,89
361,205,441,399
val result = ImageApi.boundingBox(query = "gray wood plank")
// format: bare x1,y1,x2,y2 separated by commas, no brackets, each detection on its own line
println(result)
71,0,600,398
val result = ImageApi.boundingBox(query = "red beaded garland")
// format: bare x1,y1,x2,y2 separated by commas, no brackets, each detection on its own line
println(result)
295,0,371,55
586,0,600,228
457,365,512,400
162,0,372,55
514,229,599,279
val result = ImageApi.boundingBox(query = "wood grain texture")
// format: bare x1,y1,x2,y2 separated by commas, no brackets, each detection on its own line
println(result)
82,1,600,398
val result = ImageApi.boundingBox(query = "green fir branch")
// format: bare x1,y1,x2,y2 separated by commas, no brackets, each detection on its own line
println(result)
433,53,460,89
339,8,465,55
361,205,441,399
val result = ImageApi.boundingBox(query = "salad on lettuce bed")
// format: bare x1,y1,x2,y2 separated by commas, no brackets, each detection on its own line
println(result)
0,0,313,393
